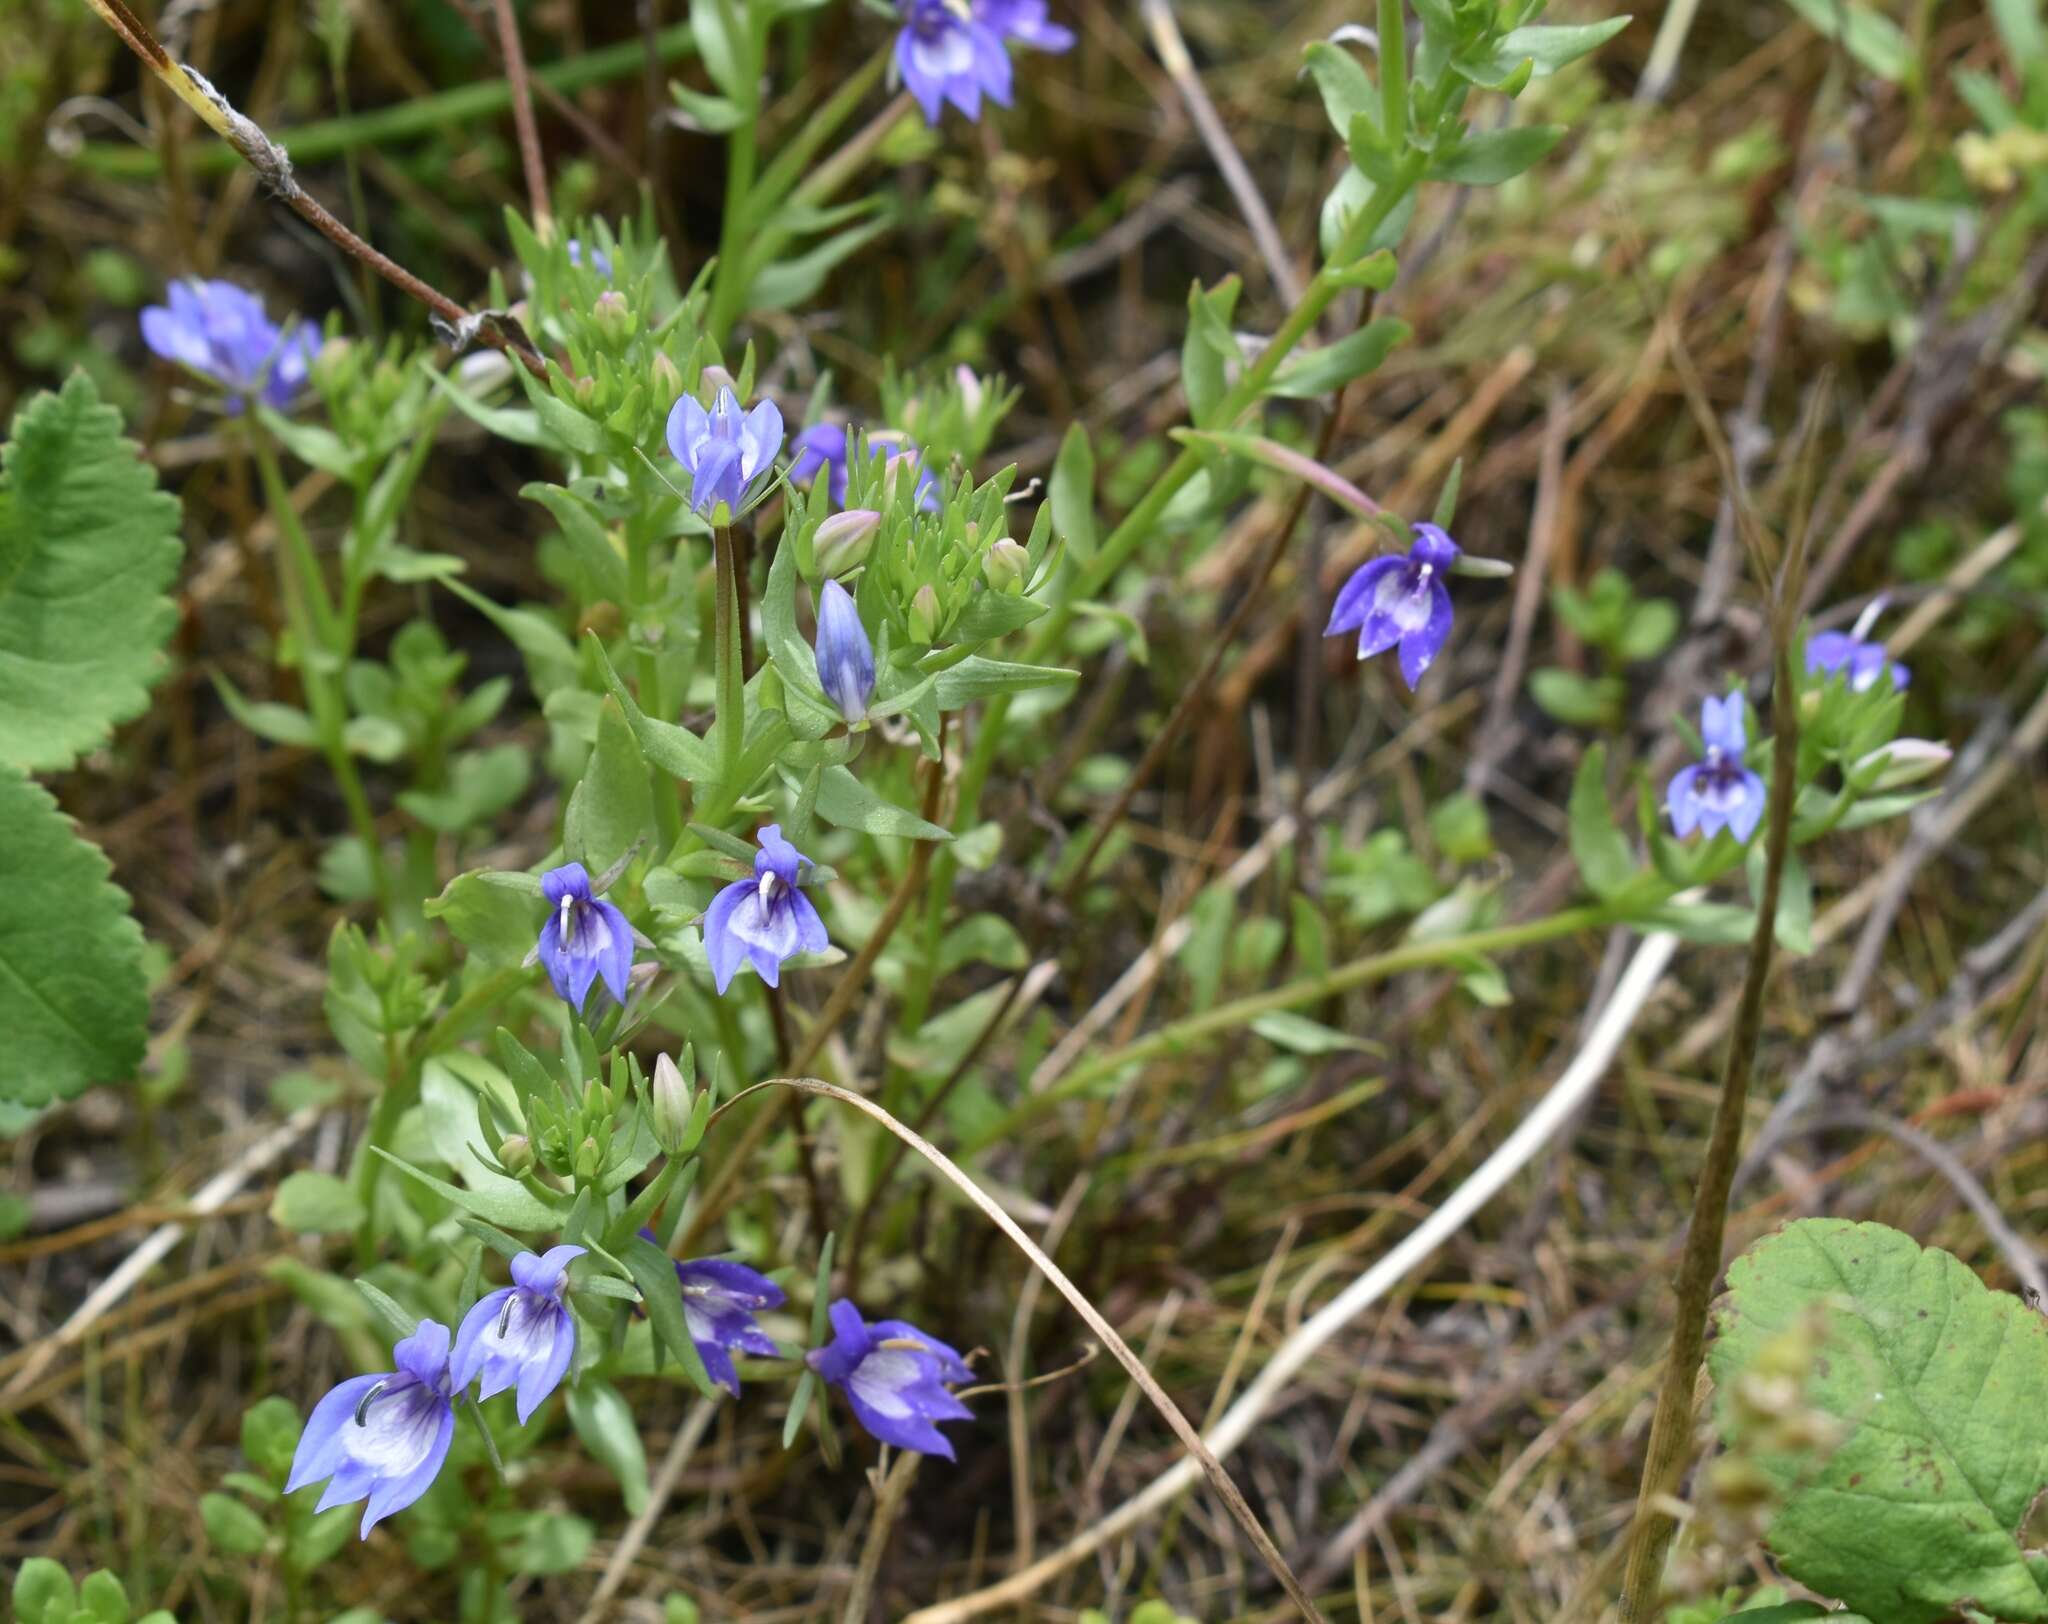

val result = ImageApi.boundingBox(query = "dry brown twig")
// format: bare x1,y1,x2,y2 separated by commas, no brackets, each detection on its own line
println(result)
80,0,546,373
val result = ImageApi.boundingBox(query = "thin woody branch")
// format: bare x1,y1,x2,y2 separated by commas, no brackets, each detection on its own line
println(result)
82,0,547,376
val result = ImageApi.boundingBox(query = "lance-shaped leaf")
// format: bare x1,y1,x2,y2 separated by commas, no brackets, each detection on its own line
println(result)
1174,429,1385,522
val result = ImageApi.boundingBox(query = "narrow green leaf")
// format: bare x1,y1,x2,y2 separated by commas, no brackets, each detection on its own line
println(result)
523,483,629,604
567,1379,651,1513
592,637,719,783
622,1234,721,1400
565,698,653,875
1303,39,1377,137
931,656,1080,707
1428,124,1566,185
370,1147,566,1230
353,1278,420,1344
1567,746,1635,900
1267,318,1410,399
1050,423,1098,562
814,765,951,840
211,671,320,749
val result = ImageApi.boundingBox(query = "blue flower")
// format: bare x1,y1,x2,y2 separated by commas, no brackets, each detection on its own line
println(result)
807,1300,974,1458
814,580,876,723
975,0,1074,50
533,863,634,1012
666,385,784,517
895,0,1012,125
451,1244,585,1423
790,420,941,512
791,422,854,506
1806,601,1908,693
1324,522,1460,690
140,279,318,412
284,1320,458,1538
636,1230,786,1394
701,824,829,993
566,239,614,278
679,1263,786,1394
1667,694,1767,842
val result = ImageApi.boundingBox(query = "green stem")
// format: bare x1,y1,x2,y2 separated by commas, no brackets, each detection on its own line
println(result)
712,524,744,792
626,517,682,848
748,47,889,219
967,901,1618,1150
1617,642,1803,1617
252,436,395,922
352,1062,416,1265
1378,0,1408,150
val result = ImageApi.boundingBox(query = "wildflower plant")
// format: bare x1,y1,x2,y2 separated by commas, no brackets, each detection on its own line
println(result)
12,0,2012,1612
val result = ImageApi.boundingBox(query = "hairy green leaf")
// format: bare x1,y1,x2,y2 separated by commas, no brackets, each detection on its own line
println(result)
0,373,183,771
1713,1218,2048,1624
0,767,148,1107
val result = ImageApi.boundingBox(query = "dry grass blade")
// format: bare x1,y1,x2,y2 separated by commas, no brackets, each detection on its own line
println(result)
703,1077,1328,1623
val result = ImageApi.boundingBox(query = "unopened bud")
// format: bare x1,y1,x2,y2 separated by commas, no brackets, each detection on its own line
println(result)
370,359,404,412
882,449,922,505
909,583,941,644
1855,738,1952,791
497,1134,534,1176
815,508,882,577
699,363,737,399
311,336,353,392
573,375,597,405
955,363,985,416
651,351,684,402
983,538,1030,594
651,1052,692,1153
592,289,634,344
574,1135,601,1182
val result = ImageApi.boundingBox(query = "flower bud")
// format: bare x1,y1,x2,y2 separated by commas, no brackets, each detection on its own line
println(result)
650,350,684,402
881,449,922,505
574,1135,602,1182
651,1052,693,1153
814,508,882,577
497,1133,534,1176
573,375,597,406
909,583,942,644
814,579,876,723
983,538,1031,594
592,289,634,344
1855,738,1952,791
311,336,354,393
698,363,737,399
955,363,985,416
370,359,404,413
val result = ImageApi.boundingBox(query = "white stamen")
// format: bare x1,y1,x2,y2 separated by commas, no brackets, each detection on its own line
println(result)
558,893,576,946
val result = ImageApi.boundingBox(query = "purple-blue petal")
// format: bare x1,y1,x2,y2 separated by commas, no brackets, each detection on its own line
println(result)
357,1397,454,1537
285,1373,385,1495
702,879,753,994
591,898,636,1004
1326,557,1403,637
1396,578,1454,689
541,863,595,906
